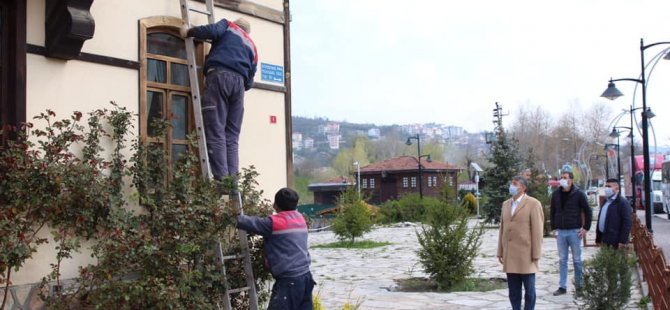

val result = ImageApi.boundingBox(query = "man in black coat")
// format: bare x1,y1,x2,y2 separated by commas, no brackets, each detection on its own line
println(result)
550,171,592,296
596,179,633,248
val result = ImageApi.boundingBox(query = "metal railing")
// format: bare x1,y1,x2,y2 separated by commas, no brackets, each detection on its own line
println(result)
632,216,670,310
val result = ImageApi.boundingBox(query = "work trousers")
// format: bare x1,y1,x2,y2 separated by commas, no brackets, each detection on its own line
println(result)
202,68,245,179
268,272,316,310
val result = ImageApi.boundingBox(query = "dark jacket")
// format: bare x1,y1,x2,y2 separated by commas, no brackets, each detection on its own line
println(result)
550,185,592,231
595,194,632,246
188,19,258,90
237,210,311,279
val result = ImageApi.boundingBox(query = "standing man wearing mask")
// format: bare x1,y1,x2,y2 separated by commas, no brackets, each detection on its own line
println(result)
497,176,544,310
596,179,632,248
550,171,592,296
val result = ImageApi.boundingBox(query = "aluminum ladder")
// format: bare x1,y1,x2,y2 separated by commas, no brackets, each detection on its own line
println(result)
178,0,258,309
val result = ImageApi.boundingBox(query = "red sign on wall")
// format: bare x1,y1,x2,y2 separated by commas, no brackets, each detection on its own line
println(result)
270,115,277,124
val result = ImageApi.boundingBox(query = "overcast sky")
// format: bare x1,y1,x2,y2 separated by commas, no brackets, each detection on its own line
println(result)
290,0,670,147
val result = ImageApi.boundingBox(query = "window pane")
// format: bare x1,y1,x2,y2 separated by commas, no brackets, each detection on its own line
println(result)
148,59,166,83
147,33,186,59
172,144,188,163
147,91,163,137
172,94,188,140
171,63,190,86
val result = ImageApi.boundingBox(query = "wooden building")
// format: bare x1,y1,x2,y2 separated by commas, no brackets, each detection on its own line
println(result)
358,156,462,204
308,176,352,205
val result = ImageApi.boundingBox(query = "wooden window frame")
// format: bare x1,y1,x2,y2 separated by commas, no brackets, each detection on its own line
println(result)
139,16,203,171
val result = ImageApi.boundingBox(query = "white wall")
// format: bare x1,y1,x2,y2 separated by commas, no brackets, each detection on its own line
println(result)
16,0,288,286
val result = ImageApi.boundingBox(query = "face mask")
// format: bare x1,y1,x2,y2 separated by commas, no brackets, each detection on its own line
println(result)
559,179,569,188
605,187,615,198
509,184,519,196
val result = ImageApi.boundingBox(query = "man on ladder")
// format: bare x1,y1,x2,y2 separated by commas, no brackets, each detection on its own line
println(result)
179,11,260,309
180,17,258,180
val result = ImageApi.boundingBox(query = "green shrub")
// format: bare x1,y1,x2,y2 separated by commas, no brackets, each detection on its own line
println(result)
0,105,273,309
416,202,484,290
379,194,440,223
461,192,477,214
578,246,632,310
542,205,552,237
332,191,373,244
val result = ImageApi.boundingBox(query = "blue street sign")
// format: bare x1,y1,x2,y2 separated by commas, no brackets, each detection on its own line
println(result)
261,63,284,83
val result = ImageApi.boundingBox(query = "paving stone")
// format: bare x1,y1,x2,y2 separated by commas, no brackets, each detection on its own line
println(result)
309,221,645,309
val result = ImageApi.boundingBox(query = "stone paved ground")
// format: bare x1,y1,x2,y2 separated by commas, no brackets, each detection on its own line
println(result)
309,221,645,310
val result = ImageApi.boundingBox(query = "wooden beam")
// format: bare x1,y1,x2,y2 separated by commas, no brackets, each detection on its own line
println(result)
283,0,293,187
195,0,285,24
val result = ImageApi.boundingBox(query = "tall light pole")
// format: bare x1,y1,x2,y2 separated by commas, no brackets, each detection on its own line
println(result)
353,161,361,198
603,144,618,180
406,134,430,199
600,38,670,232
471,162,483,218
610,124,635,208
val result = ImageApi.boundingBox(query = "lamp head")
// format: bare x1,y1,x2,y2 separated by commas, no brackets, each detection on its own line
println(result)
405,138,412,146
644,107,656,119
609,127,620,138
601,79,624,101
426,155,432,163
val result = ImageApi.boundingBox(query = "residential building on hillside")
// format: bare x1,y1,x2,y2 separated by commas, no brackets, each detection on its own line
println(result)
368,127,381,139
358,156,462,203
303,137,315,149
327,134,341,150
2,0,291,307
319,122,340,135
292,132,303,150
444,125,464,139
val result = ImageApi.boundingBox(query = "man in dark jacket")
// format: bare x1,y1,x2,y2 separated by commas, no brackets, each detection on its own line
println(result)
237,188,315,310
180,18,258,179
550,171,592,296
596,179,632,248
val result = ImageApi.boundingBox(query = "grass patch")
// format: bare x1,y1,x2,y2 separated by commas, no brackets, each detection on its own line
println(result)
395,277,506,293
311,240,392,249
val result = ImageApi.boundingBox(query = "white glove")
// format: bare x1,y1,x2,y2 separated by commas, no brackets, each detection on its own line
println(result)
179,24,190,38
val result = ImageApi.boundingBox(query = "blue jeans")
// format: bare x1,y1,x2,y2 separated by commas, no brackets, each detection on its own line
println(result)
268,272,316,310
506,273,536,310
202,69,245,179
556,228,583,289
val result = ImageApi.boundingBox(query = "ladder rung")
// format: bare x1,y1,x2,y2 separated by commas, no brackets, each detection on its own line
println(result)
227,287,251,295
222,254,247,260
189,7,213,16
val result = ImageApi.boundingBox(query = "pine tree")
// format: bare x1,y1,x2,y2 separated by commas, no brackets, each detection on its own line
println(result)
482,103,522,224
523,148,552,236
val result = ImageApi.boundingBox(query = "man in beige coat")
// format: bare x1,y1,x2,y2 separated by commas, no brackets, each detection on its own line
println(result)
497,175,545,310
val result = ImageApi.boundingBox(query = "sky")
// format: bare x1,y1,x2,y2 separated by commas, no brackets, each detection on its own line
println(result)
290,0,670,147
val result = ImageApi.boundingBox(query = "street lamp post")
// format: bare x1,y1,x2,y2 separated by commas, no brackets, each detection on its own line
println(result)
471,162,483,218
603,144,618,180
610,124,635,208
589,154,608,183
600,38,670,232
406,134,431,199
353,161,361,198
